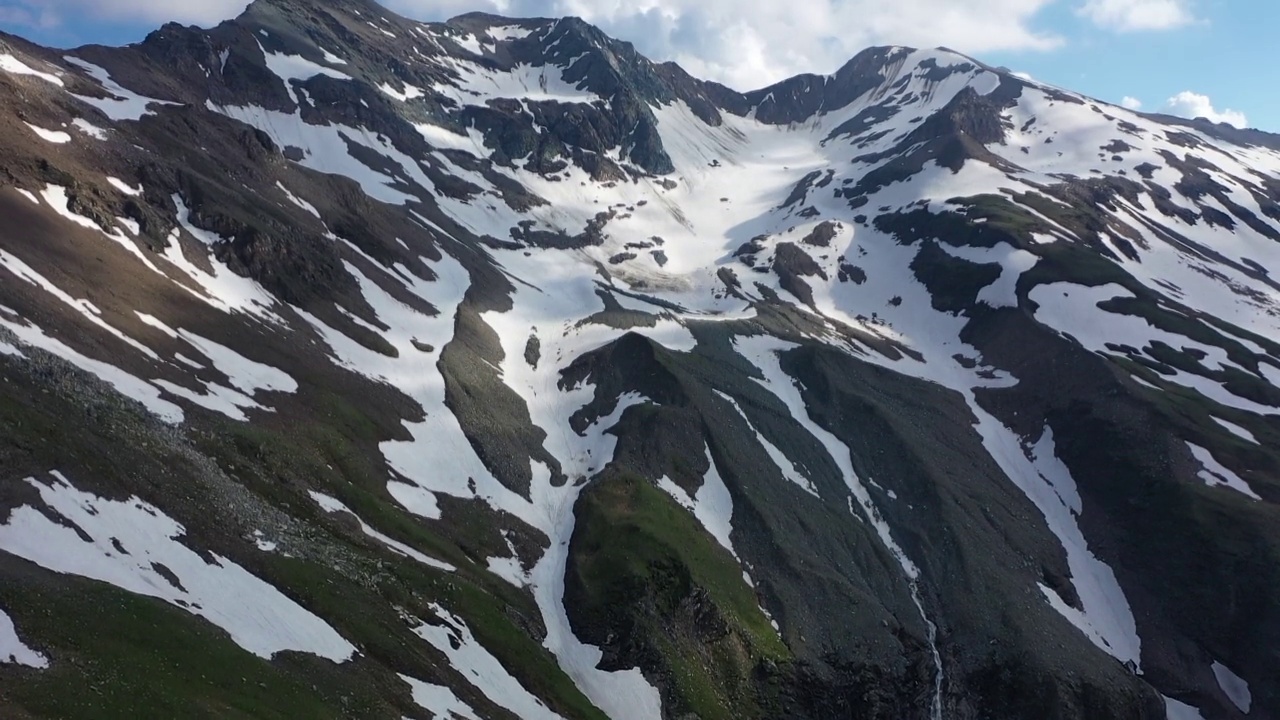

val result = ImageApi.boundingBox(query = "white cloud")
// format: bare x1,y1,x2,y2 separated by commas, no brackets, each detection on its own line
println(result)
463,0,1065,89
0,0,249,27
1165,91,1248,128
1076,0,1195,32
3,0,1065,91
1121,96,1142,110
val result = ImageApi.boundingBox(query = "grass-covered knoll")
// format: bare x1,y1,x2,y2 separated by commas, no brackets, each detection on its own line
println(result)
567,469,789,720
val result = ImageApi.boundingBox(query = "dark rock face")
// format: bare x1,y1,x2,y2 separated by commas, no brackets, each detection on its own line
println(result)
0,3,1278,720
745,46,904,125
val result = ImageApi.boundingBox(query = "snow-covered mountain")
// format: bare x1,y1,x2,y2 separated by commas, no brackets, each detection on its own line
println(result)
1,0,1277,718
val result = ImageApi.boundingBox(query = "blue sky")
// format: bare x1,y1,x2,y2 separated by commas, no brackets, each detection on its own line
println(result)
984,0,1272,129
0,0,1271,131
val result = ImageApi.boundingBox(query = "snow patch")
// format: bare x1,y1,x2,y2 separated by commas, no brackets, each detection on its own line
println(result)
735,335,945,719
937,242,1038,308
320,48,347,65
0,315,183,423
399,674,480,720
715,390,819,497
136,313,296,421
487,25,534,42
1186,442,1260,500
1030,282,1279,416
0,244,157,360
378,81,424,102
1210,416,1258,445
412,604,565,720
655,443,736,558
275,181,320,217
260,46,352,106
0,472,354,661
0,608,48,668
309,490,454,572
107,177,142,196
415,122,490,155
24,123,70,144
434,60,601,107
64,56,176,120
1010,422,1143,667
1211,661,1252,714
0,53,63,86
1163,696,1207,720
165,197,286,323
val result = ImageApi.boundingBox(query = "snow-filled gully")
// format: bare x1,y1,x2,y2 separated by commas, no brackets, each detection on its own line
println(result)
293,232,669,718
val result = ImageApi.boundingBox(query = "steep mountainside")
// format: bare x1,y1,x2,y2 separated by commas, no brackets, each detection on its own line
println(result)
0,1,1278,718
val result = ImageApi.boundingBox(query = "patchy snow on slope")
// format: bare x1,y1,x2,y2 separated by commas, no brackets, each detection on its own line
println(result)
656,443,736,558
378,81,424,102
136,314,295,396
733,335,945,719
0,472,354,661
412,604,566,720
488,25,535,42
399,673,480,720
107,177,142,196
309,490,454,572
166,198,286,323
525,401,664,720
486,531,532,587
386,480,442,521
1163,696,1207,720
937,242,1038,308
319,47,347,65
434,60,601,106
0,244,158,360
211,103,419,205
135,312,296,421
1029,282,1279,416
0,315,182,422
1186,443,1260,500
714,390,819,497
450,32,485,56
1013,423,1142,667
1210,416,1259,445
0,608,48,668
415,121,490,155
480,262,670,719
0,338,24,357
23,123,70,144
261,45,352,106
0,53,64,86
294,250,517,530
275,181,320,217
36,181,156,273
252,530,278,553
64,56,175,120
1211,660,1252,714
149,376,263,421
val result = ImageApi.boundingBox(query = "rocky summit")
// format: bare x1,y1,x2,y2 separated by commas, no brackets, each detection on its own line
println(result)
0,1,1277,718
